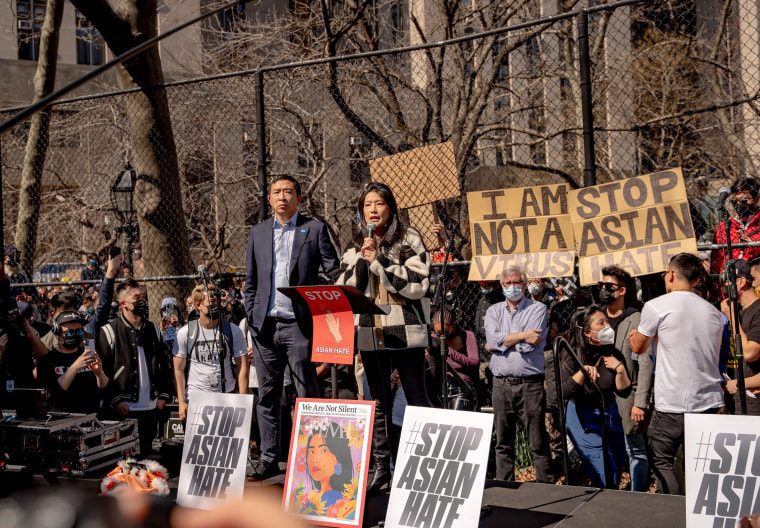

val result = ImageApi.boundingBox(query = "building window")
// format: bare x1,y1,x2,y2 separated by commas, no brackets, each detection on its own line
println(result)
17,0,44,61
390,1,404,44
76,11,105,65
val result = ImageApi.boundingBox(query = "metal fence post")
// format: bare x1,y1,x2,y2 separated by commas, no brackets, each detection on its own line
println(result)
254,68,267,222
578,9,596,187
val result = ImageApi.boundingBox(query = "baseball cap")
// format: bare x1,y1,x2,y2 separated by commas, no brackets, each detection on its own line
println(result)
734,259,753,281
55,311,94,337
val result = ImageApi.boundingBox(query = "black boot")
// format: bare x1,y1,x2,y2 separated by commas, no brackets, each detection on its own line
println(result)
367,466,392,495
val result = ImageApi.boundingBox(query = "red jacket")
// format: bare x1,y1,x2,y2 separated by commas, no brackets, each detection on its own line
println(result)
711,209,760,274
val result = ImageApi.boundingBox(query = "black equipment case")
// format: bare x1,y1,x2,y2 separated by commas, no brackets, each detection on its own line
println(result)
0,411,139,475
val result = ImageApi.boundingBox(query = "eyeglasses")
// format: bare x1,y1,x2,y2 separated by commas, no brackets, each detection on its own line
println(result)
597,282,620,292
661,270,673,279
62,329,84,338
502,281,524,286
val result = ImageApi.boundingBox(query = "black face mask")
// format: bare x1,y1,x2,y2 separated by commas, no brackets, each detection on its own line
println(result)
599,289,616,305
62,335,84,350
130,299,149,317
734,200,756,218
207,303,220,321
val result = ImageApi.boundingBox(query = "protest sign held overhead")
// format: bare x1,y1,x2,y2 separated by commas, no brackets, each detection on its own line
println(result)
177,392,253,510
685,414,760,528
568,168,696,284
467,183,574,280
385,407,493,528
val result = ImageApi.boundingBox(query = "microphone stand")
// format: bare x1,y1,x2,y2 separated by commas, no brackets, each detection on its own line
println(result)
200,266,228,394
719,203,748,414
431,224,456,408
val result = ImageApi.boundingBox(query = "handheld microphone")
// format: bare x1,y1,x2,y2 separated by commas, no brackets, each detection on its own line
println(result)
197,264,209,281
367,222,376,239
718,187,732,210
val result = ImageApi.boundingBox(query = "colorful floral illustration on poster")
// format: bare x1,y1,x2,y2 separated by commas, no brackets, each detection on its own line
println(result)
283,399,375,528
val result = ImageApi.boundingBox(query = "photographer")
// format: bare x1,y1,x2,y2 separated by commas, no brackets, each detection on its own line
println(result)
0,298,41,410
37,311,110,414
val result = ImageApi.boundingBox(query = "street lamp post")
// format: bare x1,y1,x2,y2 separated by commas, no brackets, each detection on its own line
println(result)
111,164,137,271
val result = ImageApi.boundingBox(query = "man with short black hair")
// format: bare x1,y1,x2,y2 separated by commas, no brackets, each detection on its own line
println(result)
630,253,724,494
600,265,653,492
97,279,172,455
712,177,760,275
244,175,340,479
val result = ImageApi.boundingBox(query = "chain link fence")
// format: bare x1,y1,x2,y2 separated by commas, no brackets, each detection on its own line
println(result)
1,0,759,335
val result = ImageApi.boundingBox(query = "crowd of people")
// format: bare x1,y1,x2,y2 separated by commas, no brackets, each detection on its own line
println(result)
1,175,760,500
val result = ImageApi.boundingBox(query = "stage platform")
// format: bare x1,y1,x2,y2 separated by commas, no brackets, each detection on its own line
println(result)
0,468,686,528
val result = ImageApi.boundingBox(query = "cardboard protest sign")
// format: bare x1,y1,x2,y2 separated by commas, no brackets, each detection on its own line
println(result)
685,414,760,527
297,286,355,365
369,142,459,209
469,252,575,281
283,398,375,528
408,204,440,251
177,393,253,510
466,183,574,280
568,168,696,284
385,406,493,528
578,238,698,286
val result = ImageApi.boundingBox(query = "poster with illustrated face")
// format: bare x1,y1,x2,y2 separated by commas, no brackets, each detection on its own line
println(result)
283,398,375,528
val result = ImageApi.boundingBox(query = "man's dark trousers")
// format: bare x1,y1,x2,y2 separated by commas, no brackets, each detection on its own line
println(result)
492,375,554,483
252,317,319,464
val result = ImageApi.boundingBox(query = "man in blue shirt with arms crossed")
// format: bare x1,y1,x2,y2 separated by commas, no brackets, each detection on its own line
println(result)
485,265,554,483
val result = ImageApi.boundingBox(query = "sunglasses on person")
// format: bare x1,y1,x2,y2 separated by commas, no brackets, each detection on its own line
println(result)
61,328,84,339
597,282,620,292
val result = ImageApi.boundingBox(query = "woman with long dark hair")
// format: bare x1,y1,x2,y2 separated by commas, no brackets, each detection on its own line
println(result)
562,305,631,488
336,182,431,494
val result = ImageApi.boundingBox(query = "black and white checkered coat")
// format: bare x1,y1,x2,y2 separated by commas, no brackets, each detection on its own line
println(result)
336,228,430,351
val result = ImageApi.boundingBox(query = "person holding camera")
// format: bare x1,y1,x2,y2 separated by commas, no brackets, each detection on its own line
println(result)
37,311,110,414
0,298,42,411
173,284,248,422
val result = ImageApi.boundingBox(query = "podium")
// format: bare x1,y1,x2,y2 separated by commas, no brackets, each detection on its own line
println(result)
279,285,388,398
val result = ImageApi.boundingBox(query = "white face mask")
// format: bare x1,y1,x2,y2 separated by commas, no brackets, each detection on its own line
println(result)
527,284,541,296
593,326,615,345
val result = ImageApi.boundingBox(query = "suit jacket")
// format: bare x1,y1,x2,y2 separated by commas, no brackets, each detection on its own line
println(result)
244,213,340,338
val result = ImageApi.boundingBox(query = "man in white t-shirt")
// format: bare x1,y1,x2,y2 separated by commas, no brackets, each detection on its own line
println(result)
629,252,724,495
173,284,249,421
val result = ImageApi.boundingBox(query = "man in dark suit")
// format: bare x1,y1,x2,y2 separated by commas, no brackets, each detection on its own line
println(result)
244,175,340,478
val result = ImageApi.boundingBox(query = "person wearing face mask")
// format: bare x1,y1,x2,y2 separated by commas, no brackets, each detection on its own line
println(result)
562,306,631,488
97,279,173,455
81,253,104,282
719,258,760,415
598,265,653,492
37,311,110,414
711,178,760,275
484,265,554,483
526,277,557,311
172,284,249,422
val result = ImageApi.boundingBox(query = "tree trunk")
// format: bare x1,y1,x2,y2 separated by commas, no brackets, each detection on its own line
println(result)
71,0,195,316
14,0,65,274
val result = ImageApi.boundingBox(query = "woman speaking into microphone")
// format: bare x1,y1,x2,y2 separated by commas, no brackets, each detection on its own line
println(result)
336,182,431,494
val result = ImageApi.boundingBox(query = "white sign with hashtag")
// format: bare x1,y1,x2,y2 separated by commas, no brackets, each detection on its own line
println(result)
685,413,760,528
385,406,494,528
177,392,254,510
